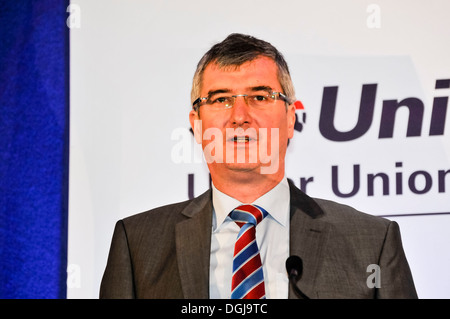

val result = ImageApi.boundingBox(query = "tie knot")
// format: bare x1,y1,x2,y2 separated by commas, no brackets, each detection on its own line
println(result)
230,204,268,227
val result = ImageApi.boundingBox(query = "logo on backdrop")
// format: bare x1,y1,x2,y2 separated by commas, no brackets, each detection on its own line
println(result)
294,100,306,132
318,79,449,141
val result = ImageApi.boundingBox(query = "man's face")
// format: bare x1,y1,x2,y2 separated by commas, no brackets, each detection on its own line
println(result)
189,56,296,179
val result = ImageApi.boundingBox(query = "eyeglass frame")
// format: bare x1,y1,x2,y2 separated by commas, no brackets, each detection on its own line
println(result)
192,91,291,111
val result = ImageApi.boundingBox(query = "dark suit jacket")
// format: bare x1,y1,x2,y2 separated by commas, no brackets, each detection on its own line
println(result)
100,180,418,299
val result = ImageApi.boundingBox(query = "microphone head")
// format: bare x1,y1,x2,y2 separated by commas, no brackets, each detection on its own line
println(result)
286,255,303,280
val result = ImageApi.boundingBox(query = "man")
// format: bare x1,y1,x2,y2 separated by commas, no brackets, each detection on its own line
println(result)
100,33,417,299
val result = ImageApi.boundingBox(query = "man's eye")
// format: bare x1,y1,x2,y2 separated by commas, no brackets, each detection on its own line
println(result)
252,95,267,101
212,97,230,104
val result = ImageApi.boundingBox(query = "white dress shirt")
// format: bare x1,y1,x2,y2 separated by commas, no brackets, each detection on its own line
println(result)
209,177,290,299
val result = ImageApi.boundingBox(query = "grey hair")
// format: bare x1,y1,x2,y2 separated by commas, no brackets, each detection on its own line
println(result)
191,33,296,110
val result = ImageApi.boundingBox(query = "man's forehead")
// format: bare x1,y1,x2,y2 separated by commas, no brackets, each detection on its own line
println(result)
206,56,278,73
202,56,280,92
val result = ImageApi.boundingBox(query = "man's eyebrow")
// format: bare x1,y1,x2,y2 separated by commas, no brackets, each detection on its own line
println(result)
249,85,273,92
206,86,273,97
207,89,232,97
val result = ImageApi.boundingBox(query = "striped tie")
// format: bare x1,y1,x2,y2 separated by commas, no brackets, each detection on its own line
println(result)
230,204,268,299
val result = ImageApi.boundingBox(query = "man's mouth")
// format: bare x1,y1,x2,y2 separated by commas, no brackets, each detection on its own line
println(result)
233,136,251,143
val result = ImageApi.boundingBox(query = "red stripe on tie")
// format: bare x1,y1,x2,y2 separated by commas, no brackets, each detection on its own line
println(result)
234,227,255,255
231,254,262,290
239,205,263,224
243,281,266,299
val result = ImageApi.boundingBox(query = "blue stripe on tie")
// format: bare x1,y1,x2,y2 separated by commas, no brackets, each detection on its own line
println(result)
232,241,259,272
231,267,265,299
231,210,258,225
231,205,268,225
253,204,269,219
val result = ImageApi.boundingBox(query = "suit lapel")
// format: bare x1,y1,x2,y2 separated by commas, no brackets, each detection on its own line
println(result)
175,189,213,299
288,180,330,299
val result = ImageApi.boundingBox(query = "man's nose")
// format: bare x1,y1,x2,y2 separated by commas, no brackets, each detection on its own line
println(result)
230,96,252,126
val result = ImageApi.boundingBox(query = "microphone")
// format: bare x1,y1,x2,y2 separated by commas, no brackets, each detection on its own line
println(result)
286,256,310,299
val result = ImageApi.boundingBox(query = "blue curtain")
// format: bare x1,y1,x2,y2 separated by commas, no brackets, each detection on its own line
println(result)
0,0,69,298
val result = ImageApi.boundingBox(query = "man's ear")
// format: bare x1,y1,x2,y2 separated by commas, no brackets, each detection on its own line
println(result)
189,109,203,144
287,103,296,139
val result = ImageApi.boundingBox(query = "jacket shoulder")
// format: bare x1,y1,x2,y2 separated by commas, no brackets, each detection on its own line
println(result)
123,199,192,224
313,197,391,229
120,188,212,232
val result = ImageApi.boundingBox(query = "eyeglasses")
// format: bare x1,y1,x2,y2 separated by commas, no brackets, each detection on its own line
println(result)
192,90,289,110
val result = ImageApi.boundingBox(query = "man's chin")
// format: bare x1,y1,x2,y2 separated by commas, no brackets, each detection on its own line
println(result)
224,162,260,172
223,162,280,177
205,161,261,175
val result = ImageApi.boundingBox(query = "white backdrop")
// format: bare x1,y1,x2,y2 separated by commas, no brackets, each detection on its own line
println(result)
68,0,450,298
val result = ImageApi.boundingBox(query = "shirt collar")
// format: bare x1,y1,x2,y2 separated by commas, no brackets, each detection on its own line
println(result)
211,177,290,231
